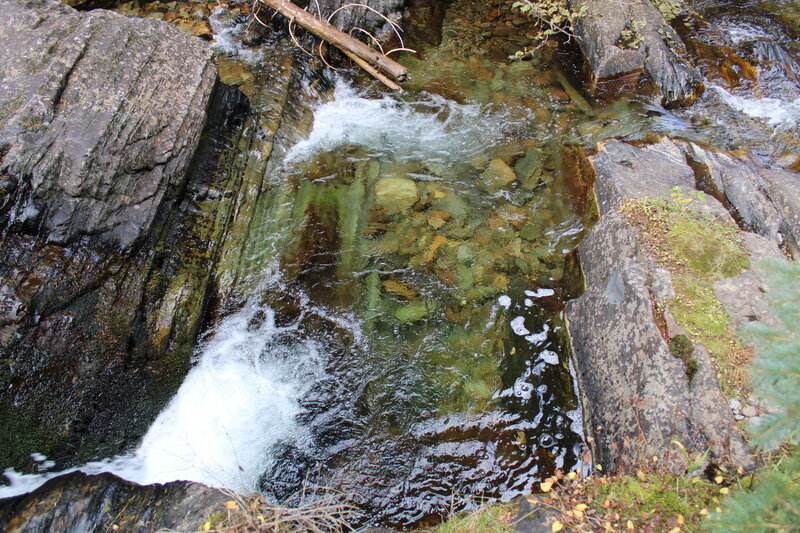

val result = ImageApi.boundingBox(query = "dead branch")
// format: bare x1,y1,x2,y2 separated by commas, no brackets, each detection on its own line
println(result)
258,0,409,87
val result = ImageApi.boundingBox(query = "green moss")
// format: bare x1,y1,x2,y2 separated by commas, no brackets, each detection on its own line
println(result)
668,334,699,380
0,403,68,472
624,198,752,395
201,511,228,531
665,217,749,278
434,503,516,533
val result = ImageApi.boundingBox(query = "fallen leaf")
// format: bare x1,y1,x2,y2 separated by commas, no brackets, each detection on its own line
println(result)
669,528,680,533
224,500,239,511
636,469,646,481
720,487,729,495
714,475,723,484
627,520,634,529
540,481,553,493
567,471,577,480
552,520,564,532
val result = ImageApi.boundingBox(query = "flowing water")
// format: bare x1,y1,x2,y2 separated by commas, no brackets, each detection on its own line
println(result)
2,0,799,528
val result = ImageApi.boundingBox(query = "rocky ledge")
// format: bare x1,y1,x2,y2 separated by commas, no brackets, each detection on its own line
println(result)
0,0,216,250
566,138,800,474
0,472,228,532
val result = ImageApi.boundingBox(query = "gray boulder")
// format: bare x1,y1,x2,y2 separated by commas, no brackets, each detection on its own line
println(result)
0,0,216,251
590,139,732,222
569,0,703,107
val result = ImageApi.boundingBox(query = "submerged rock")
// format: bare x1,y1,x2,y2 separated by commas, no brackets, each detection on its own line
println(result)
569,0,703,107
0,0,216,250
0,472,227,533
479,158,517,194
374,176,419,211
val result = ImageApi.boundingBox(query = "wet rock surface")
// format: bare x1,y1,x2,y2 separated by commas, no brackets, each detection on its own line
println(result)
0,472,227,533
568,0,703,106
687,143,800,257
567,139,754,474
0,0,216,250
0,0,245,471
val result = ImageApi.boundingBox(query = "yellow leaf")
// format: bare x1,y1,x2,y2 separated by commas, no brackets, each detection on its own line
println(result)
540,481,553,492
627,520,634,529
224,500,239,511
669,528,681,533
595,464,603,471
678,514,685,525
567,471,578,480
575,504,588,511
720,487,729,495
552,521,564,532
700,508,708,515
714,475,723,484
636,469,646,481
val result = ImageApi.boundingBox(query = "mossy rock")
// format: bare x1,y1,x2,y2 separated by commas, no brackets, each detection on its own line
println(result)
668,334,698,380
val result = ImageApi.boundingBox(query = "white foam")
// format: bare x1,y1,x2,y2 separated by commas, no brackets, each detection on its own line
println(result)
510,316,530,336
0,300,323,498
497,295,512,309
538,350,559,365
284,81,529,166
710,83,800,129
209,8,264,64
524,288,555,298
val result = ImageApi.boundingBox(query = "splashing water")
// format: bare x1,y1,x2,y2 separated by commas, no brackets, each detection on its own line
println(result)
709,83,800,129
284,81,531,166
1,298,323,497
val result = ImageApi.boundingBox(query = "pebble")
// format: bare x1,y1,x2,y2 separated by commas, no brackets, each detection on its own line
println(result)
729,398,742,411
742,406,758,417
734,414,745,421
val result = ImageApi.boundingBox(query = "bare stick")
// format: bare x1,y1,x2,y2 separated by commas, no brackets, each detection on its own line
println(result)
340,47,403,92
258,0,409,82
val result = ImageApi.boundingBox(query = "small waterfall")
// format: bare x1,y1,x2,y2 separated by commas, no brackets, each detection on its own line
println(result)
1,294,324,497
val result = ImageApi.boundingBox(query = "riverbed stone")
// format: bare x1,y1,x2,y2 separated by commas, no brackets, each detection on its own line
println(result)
742,406,758,418
568,0,703,106
374,176,419,211
479,158,517,194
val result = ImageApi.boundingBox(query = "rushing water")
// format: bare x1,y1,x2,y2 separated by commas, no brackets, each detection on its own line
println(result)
2,0,799,528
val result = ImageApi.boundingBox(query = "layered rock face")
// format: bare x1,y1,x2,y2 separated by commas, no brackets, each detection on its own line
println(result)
568,0,703,107
0,0,216,250
0,0,224,470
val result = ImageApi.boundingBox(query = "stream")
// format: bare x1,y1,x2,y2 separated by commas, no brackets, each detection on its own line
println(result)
1,0,798,528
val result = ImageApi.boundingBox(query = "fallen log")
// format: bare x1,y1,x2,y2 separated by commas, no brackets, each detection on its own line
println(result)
259,0,409,84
